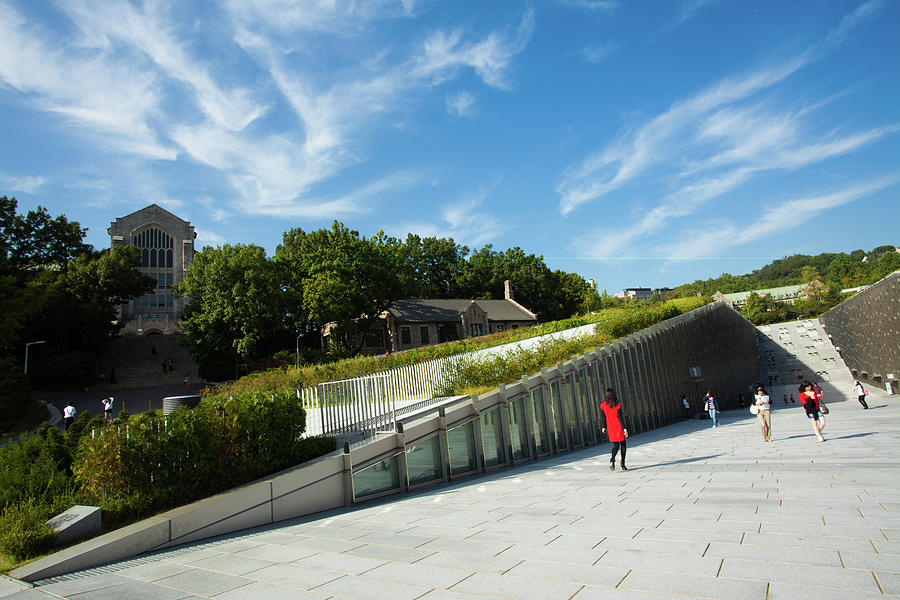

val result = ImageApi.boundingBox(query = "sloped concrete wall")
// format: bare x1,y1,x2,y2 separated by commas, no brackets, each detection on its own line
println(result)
819,271,900,393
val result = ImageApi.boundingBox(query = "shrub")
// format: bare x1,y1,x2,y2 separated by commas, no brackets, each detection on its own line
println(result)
0,357,32,432
0,498,57,561
73,390,336,520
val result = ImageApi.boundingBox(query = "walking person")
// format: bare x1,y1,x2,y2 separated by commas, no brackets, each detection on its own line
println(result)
100,396,114,421
600,388,629,471
853,380,869,409
754,386,772,441
63,402,76,430
681,394,691,420
183,372,190,389
704,391,719,427
799,380,826,442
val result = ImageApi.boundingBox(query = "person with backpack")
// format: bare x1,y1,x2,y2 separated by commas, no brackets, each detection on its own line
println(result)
853,380,869,409
600,388,629,471
799,380,825,442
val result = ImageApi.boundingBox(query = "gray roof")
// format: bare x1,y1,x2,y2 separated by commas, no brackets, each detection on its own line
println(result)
388,298,537,323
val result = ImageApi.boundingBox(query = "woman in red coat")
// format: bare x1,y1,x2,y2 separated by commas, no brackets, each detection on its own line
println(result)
799,380,826,442
599,388,629,471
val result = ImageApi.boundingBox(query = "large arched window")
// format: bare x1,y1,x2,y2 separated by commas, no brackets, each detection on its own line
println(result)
133,226,175,321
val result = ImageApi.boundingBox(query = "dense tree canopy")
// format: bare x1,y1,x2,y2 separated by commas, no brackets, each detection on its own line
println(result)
1,197,154,424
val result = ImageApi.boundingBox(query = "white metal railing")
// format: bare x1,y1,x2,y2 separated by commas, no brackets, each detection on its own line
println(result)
298,321,600,437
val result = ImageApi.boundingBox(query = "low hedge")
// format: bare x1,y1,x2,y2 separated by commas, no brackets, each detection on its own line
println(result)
216,298,710,397
0,392,335,565
436,297,709,395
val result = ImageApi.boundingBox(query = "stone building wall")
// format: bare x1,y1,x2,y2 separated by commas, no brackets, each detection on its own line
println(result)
108,204,196,335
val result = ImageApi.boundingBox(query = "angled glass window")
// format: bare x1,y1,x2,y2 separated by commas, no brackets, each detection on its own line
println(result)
480,408,505,468
529,387,550,455
507,397,529,461
353,455,400,499
406,436,442,486
562,374,581,447
549,380,567,451
448,421,478,476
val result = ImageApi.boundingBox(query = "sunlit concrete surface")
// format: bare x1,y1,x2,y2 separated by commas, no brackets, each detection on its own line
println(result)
5,385,899,600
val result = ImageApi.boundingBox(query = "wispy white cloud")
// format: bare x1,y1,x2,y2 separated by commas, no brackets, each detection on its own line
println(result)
562,1,896,261
582,41,618,63
224,0,419,35
659,177,898,259
558,0,619,13
0,3,175,160
195,228,227,250
60,0,267,131
675,0,722,25
446,91,475,117
392,182,509,248
0,172,48,194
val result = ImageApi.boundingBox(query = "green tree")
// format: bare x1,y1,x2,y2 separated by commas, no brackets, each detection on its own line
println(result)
175,244,297,378
279,222,406,356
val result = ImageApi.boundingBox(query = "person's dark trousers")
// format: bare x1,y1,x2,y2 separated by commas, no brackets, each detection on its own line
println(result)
858,395,869,409
610,441,626,465
64,417,73,430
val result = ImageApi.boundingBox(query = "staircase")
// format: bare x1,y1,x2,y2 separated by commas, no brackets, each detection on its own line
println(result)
94,334,202,389
756,319,854,403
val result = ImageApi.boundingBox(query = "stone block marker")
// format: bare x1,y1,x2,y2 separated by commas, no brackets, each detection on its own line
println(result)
46,506,101,547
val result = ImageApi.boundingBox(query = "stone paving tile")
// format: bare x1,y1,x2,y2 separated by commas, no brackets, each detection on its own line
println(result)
594,549,722,577
768,582,900,600
418,537,513,556
633,527,742,544
497,542,605,564
342,542,435,563
117,561,193,582
293,552,388,575
311,574,433,600
719,559,881,593
351,531,436,548
574,585,697,599
65,579,194,600
543,532,606,549
618,568,768,599
208,540,267,554
0,579,32,599
0,590,56,600
505,558,628,586
872,539,900,554
287,536,367,554
184,554,273,576
164,548,224,564
363,562,472,588
233,543,317,563
465,528,560,546
415,551,522,574
30,574,127,597
705,542,843,567
448,572,582,600
416,590,499,600
840,550,900,572
244,563,342,589
879,571,900,594
210,580,329,600
595,536,709,556
739,532,879,553
153,569,250,596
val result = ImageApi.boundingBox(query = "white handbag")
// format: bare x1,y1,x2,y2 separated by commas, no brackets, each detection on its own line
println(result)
749,404,759,415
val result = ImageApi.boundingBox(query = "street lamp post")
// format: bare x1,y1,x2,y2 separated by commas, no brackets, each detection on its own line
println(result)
24,340,46,374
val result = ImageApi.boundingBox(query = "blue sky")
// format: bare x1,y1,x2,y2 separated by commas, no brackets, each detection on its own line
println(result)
1,0,898,294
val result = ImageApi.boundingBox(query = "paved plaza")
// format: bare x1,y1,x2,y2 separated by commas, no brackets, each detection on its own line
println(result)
3,385,899,600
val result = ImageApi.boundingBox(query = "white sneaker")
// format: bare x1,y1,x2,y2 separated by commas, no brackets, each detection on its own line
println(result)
817,435,825,442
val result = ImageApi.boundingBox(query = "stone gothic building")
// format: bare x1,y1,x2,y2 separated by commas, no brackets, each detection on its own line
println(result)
108,204,196,334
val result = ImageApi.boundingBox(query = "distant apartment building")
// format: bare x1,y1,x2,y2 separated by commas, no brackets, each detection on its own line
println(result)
108,204,196,334
323,280,538,355
614,287,652,301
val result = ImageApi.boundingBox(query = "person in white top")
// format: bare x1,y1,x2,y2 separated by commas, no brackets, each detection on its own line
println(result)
63,402,77,430
754,386,772,441
101,396,114,420
853,380,868,409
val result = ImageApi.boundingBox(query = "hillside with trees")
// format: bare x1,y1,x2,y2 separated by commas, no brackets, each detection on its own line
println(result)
670,245,900,325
